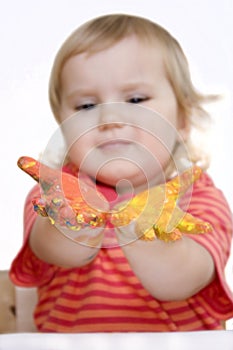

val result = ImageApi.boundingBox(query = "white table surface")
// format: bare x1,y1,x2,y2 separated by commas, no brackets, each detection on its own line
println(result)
0,331,233,350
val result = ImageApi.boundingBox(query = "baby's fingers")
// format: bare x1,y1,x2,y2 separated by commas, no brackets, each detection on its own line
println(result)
177,212,213,235
32,195,74,228
32,197,48,217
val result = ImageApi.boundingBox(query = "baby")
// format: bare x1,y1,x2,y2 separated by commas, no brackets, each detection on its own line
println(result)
10,14,233,332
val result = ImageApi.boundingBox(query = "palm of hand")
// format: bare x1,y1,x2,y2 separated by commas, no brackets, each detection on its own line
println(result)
110,166,213,242
18,156,212,242
17,156,107,230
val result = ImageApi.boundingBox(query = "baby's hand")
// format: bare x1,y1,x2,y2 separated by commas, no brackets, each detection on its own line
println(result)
111,166,213,242
17,156,108,231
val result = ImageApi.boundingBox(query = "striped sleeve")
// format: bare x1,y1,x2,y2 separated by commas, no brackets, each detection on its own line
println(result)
10,185,57,287
184,172,233,319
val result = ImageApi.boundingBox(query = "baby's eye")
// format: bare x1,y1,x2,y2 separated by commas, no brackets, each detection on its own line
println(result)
127,97,149,104
75,103,96,111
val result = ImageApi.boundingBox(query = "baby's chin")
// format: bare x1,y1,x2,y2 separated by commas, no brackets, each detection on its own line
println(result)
95,166,161,194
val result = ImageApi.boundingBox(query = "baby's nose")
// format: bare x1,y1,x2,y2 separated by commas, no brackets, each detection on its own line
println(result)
98,104,124,130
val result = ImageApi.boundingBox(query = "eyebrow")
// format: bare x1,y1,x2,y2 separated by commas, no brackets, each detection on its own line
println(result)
120,81,154,92
64,88,97,100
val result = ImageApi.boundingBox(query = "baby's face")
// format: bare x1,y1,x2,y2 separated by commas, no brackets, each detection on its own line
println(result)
59,36,186,192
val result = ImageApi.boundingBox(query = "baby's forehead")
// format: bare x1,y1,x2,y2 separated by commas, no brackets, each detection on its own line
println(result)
63,37,167,81
60,35,169,97
62,36,166,76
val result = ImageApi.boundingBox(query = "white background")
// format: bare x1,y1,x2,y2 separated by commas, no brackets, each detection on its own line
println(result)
0,0,232,297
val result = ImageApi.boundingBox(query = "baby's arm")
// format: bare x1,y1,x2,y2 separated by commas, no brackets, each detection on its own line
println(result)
120,237,214,301
29,214,102,267
113,166,215,300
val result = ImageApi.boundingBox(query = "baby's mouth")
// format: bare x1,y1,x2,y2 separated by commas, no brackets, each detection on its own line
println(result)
98,140,132,152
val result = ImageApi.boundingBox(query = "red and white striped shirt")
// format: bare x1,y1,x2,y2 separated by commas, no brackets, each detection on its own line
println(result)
10,170,233,332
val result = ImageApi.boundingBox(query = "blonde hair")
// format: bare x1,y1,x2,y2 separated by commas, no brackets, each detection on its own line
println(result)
49,14,218,169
